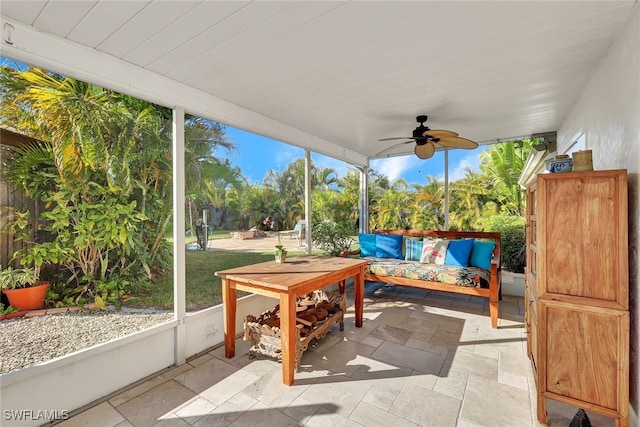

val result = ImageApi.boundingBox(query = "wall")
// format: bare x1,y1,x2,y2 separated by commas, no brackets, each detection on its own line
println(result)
0,294,275,427
557,4,640,423
0,324,176,427
184,294,277,358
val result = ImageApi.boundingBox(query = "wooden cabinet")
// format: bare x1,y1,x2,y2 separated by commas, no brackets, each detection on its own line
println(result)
526,169,629,427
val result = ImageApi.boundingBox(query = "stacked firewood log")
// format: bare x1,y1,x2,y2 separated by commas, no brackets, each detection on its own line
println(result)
248,292,341,337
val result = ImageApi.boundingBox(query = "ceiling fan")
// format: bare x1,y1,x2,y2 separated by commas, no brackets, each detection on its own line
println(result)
377,115,478,159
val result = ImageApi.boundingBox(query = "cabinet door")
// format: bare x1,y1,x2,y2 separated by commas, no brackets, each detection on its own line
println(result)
537,170,628,309
539,299,629,411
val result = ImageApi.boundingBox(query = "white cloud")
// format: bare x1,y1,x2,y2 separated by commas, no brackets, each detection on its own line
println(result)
313,155,351,178
274,144,303,169
370,155,418,182
449,154,480,181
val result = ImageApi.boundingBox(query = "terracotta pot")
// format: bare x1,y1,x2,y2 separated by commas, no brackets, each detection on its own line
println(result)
2,282,50,311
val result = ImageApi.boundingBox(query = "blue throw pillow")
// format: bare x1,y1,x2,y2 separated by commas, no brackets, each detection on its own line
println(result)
405,238,423,261
375,233,403,259
444,238,475,267
358,233,376,257
469,240,495,270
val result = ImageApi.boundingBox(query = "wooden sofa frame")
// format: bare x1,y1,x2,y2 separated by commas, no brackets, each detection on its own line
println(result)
342,229,502,328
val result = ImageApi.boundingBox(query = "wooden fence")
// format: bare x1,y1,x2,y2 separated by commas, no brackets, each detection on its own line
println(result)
0,139,43,268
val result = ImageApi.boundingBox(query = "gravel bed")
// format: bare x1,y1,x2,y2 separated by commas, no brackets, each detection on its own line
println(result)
0,310,174,375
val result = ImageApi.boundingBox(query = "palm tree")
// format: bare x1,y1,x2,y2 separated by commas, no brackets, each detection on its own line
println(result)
373,179,413,229
479,140,533,215
315,166,338,191
448,168,491,230
335,169,361,226
412,176,445,229
1,66,135,190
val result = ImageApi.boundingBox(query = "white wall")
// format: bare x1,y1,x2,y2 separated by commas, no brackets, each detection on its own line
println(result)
184,295,277,357
0,324,176,427
557,4,640,423
0,294,275,427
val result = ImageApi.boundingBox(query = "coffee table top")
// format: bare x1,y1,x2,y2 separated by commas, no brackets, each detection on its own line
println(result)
215,255,368,292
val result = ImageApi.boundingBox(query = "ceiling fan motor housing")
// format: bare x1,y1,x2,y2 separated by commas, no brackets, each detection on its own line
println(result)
413,127,428,139
413,115,430,139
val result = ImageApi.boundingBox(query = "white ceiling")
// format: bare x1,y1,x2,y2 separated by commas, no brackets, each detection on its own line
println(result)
1,1,637,161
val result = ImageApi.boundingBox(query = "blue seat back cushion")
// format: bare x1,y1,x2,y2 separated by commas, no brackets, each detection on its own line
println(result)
375,233,404,259
405,238,423,261
444,238,475,267
469,240,495,270
358,233,377,257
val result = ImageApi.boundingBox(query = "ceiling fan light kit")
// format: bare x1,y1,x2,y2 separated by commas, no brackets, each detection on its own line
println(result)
379,115,479,159
414,141,436,159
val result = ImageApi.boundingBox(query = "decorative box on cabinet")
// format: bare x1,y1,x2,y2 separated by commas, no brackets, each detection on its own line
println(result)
526,169,629,427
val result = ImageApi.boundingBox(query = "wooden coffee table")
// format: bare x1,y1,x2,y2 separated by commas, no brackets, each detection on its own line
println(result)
216,255,369,385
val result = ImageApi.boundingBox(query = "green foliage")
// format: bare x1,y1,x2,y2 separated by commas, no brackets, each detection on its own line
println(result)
479,140,534,216
0,303,19,315
478,214,526,273
0,266,38,290
46,282,84,308
9,182,151,305
311,220,356,256
1,64,239,308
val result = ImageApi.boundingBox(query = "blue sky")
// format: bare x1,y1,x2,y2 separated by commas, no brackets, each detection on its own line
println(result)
221,126,490,186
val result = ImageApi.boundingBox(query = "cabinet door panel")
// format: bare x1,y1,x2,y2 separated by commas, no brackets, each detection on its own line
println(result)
543,178,619,301
541,300,629,410
537,171,628,308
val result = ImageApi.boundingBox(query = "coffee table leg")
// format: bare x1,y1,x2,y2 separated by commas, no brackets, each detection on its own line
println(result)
280,292,297,385
222,279,237,358
355,269,364,327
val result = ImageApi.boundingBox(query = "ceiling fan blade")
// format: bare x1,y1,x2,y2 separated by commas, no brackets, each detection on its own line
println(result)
436,136,478,149
414,142,435,159
422,129,458,139
378,136,416,142
375,142,411,156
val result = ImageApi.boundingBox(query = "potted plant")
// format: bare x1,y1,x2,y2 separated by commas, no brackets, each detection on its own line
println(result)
274,245,288,263
0,265,49,311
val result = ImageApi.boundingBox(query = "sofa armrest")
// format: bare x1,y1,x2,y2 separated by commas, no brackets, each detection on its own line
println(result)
339,249,361,258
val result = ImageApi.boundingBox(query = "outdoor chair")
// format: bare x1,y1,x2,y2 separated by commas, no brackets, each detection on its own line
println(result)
278,220,306,248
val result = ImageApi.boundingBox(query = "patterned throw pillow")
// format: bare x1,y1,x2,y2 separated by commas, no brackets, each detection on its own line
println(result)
358,233,376,257
444,238,475,267
420,238,450,264
404,238,423,261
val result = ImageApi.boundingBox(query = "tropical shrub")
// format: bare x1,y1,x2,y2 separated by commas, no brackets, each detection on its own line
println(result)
478,214,526,273
311,220,356,256
10,182,150,307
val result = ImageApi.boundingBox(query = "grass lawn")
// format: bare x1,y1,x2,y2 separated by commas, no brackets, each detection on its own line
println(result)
124,243,312,312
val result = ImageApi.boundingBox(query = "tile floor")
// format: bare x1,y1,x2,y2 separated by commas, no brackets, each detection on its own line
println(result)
57,283,614,427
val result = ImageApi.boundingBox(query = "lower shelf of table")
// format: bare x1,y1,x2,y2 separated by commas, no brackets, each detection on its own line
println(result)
243,291,346,368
